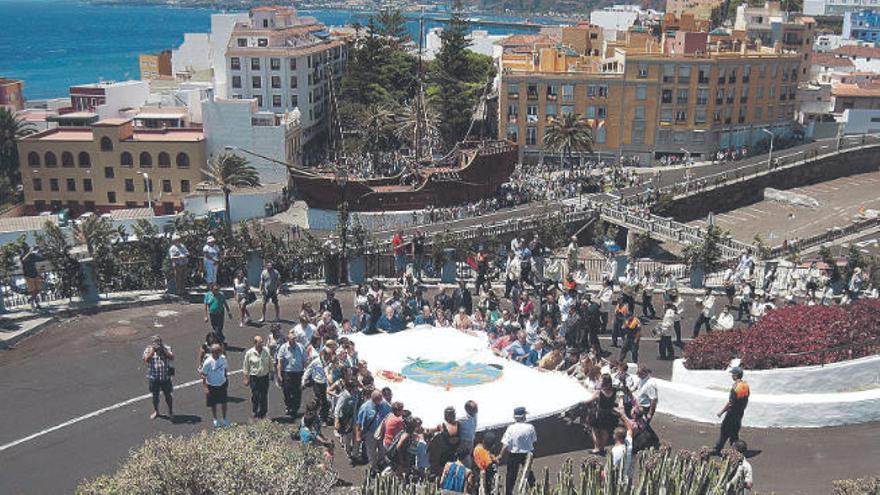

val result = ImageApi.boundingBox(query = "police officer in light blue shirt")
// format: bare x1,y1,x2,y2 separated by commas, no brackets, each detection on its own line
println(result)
276,329,305,417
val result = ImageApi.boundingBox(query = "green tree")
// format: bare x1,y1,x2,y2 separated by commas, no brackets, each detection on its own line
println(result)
683,224,724,281
0,106,36,192
544,113,594,169
35,220,84,300
375,7,411,47
74,215,122,292
202,152,261,226
360,104,398,170
629,231,654,258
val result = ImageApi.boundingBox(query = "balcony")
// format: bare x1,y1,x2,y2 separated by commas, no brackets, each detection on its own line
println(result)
728,76,737,84
508,92,519,100
740,97,748,104
546,94,558,101
678,76,690,84
699,76,710,84
527,91,538,100
726,96,734,104
718,77,726,84
716,98,724,105
742,76,750,83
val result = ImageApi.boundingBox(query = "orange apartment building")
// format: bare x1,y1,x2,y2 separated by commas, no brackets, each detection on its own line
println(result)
18,119,206,215
498,28,803,164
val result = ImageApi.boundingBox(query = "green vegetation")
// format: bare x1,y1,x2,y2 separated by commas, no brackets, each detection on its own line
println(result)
202,152,261,226
0,107,36,203
544,113,594,169
35,221,84,300
76,422,336,495
682,224,724,280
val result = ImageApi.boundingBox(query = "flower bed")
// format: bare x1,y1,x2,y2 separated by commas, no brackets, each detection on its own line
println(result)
683,300,880,370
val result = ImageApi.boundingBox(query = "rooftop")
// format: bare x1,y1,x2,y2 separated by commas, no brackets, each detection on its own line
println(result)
0,215,59,234
25,126,205,142
71,80,145,90
812,52,855,67
831,45,880,58
106,208,154,220
832,82,880,97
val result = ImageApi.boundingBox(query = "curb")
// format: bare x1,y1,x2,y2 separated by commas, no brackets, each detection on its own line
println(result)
0,317,55,349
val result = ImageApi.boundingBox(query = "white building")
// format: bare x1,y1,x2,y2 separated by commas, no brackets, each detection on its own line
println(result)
202,98,302,185
830,45,880,73
225,6,347,143
67,80,150,120
805,0,877,16
172,13,248,98
425,28,504,60
589,5,642,36
841,108,880,134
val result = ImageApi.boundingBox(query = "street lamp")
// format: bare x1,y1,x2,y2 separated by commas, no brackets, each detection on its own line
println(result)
762,128,774,171
142,172,152,213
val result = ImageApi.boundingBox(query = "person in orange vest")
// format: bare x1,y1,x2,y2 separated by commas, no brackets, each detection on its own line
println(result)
611,298,629,347
618,312,641,363
712,367,750,454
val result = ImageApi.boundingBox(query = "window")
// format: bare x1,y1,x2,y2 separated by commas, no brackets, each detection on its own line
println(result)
181,179,191,193
718,67,726,84
45,152,57,167
232,76,242,89
527,84,538,99
162,179,172,193
755,107,763,120
756,86,764,99
270,58,281,70
738,107,747,124
157,152,170,168
290,95,298,107
728,68,737,83
139,152,152,168
32,178,42,191
34,200,46,211
696,88,708,105
251,58,260,70
125,178,135,192
271,76,281,89
273,95,282,107
637,64,648,78
759,64,766,79
695,109,707,124
698,65,710,84
49,178,59,191
743,65,751,83
176,152,190,168
634,105,645,120
78,151,90,168
545,103,557,121
28,151,40,167
631,121,646,144
740,85,749,103
252,76,262,89
66,178,76,192
525,127,537,146
675,109,687,123
258,38,268,47
636,86,647,100
231,57,241,70
586,105,596,118
100,136,113,151
727,87,735,104
595,126,606,144
713,109,721,124
506,124,518,143
121,152,133,168
526,105,538,123
83,178,93,192
289,58,297,71
677,88,689,104
660,108,673,124
562,84,574,101
255,95,263,107
692,131,705,144
507,103,518,121
769,86,776,98
62,151,74,168
103,166,114,179
597,106,606,118
237,38,246,47
724,107,732,124
561,105,574,115
290,76,297,89
546,85,558,100
662,89,673,104
678,65,691,84
84,201,95,211
663,64,675,83
508,83,519,96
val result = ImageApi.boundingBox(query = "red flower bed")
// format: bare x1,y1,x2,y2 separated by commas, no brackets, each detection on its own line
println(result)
683,300,880,370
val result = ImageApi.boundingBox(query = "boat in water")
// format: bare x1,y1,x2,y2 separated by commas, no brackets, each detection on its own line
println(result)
289,139,518,212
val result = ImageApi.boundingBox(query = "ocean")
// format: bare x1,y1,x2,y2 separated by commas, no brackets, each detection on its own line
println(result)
0,0,544,100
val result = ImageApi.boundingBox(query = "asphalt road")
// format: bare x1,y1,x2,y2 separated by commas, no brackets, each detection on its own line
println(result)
1,289,878,494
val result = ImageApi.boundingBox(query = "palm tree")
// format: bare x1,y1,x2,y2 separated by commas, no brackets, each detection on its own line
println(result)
360,104,397,171
543,113,594,171
394,95,439,160
0,106,36,187
202,153,261,226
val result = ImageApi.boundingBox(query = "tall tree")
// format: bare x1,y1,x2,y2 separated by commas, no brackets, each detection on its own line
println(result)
543,113,594,169
361,104,398,170
0,107,36,190
376,8,411,47
202,153,261,226
430,1,472,148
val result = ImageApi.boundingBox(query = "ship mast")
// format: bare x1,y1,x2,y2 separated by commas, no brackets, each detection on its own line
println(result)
414,10,425,162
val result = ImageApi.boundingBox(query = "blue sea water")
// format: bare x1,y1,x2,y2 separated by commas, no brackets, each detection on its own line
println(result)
0,0,543,100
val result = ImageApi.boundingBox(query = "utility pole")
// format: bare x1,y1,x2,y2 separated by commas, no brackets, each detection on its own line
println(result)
415,11,425,162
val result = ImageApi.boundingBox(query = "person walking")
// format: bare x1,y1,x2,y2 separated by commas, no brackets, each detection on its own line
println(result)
199,343,229,428
203,282,231,342
640,271,656,319
693,288,715,338
276,329,306,417
656,303,676,360
168,236,189,296
242,335,272,419
202,235,221,286
500,407,537,495
143,335,174,419
233,269,253,327
619,312,641,363
19,243,42,310
392,230,406,280
712,367,750,454
356,390,392,473
412,230,426,281
259,261,281,323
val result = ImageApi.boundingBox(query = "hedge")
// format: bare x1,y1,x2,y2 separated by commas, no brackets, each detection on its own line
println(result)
683,300,880,370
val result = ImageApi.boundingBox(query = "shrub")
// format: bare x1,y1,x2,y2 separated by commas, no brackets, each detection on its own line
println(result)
683,300,880,370
361,445,746,494
833,476,880,495
76,422,336,495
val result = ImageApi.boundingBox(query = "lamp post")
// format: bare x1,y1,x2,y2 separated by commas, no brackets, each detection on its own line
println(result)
762,128,774,171
142,172,152,213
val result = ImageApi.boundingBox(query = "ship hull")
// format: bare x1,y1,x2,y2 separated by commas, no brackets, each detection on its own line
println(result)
292,141,518,212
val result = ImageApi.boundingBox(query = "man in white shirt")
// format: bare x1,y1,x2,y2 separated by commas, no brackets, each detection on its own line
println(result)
199,344,229,428
293,314,317,346
727,440,754,493
610,411,634,480
693,288,715,338
500,407,537,495
202,236,221,285
168,237,189,296
633,365,658,422
712,306,735,331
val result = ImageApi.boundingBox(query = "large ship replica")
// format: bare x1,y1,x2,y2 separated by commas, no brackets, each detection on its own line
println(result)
289,15,518,213
289,139,518,212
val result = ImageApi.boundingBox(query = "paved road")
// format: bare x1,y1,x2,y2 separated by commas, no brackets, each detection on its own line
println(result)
1,289,878,494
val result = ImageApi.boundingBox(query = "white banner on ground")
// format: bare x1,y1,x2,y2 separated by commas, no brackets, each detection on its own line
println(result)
349,326,587,430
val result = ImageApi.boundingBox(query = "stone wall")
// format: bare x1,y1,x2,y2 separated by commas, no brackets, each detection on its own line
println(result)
666,148,880,222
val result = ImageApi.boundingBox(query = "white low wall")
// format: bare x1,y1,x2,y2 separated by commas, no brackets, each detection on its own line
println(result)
655,379,880,428
671,356,880,394
184,188,283,223
307,208,425,231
